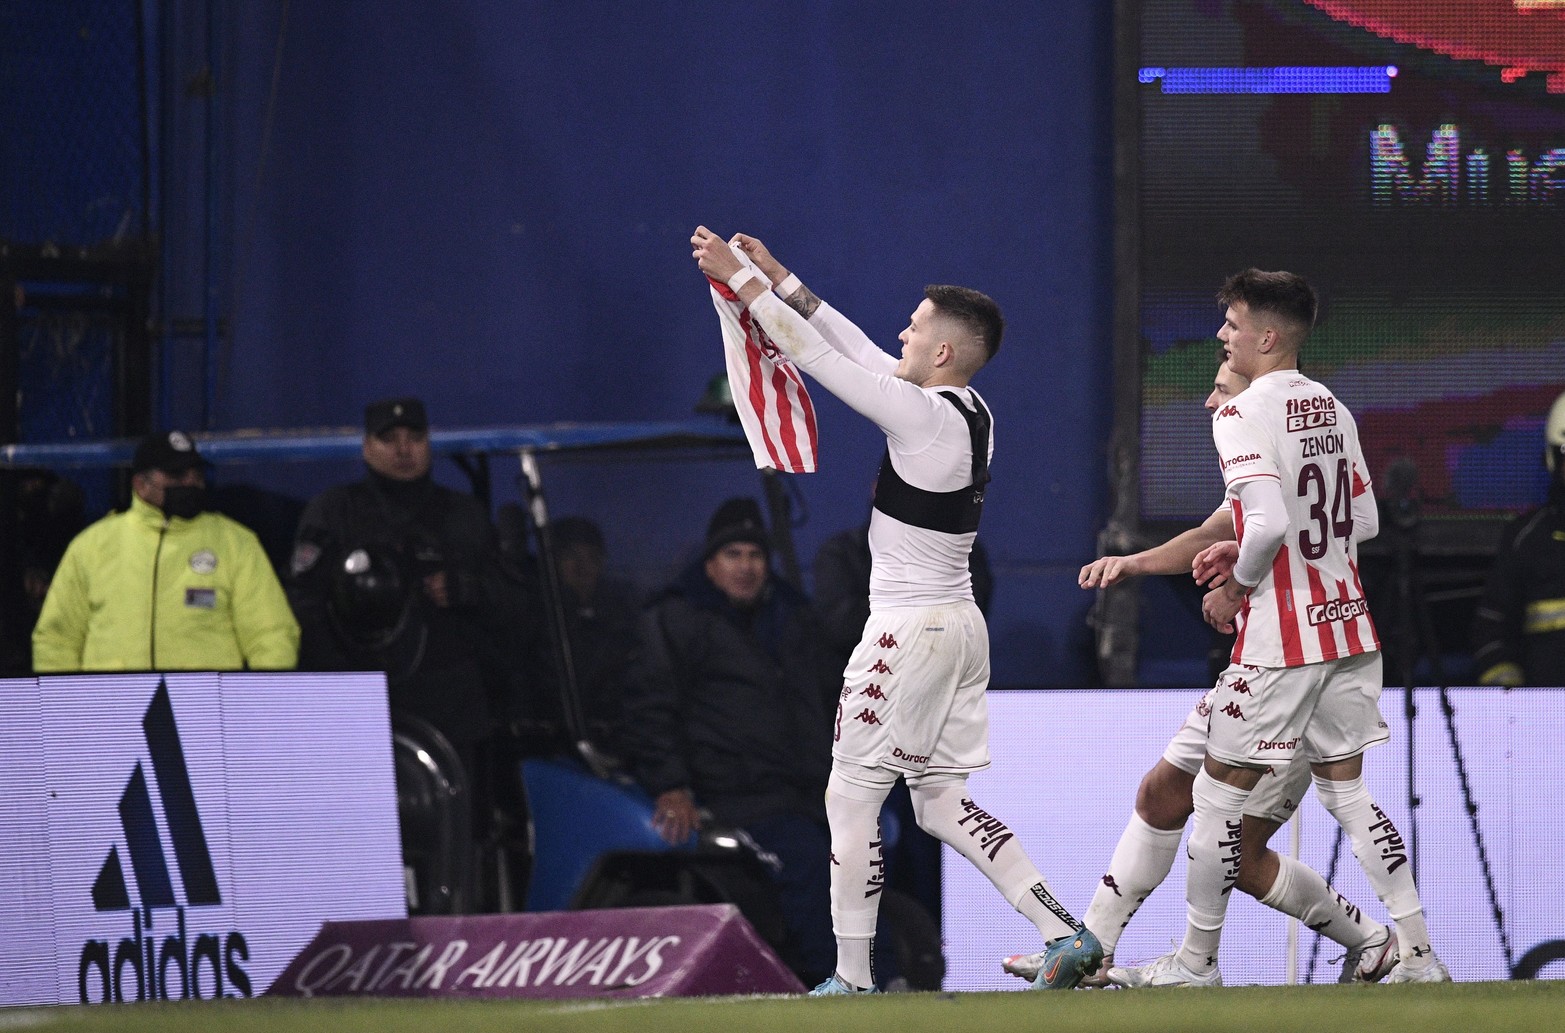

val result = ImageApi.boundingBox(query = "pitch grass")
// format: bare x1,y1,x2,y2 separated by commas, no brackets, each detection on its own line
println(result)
9,981,1565,1033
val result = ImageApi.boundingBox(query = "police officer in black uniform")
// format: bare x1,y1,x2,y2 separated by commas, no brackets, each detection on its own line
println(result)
287,398,538,891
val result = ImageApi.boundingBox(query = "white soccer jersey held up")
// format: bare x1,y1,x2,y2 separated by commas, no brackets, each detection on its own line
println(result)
1212,370,1381,668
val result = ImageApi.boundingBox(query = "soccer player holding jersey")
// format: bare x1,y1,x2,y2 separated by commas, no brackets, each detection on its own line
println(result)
691,226,1102,994
1108,270,1447,987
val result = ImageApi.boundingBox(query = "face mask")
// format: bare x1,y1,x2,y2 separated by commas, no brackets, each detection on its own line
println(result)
161,484,208,520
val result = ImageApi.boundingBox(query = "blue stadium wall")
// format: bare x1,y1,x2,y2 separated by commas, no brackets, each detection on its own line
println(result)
12,1,1118,688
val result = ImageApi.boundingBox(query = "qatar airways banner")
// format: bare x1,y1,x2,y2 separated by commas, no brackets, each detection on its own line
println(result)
268,905,803,999
0,673,406,1007
944,687,1565,989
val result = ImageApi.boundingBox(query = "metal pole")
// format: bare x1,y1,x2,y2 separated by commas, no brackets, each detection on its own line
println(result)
518,449,610,778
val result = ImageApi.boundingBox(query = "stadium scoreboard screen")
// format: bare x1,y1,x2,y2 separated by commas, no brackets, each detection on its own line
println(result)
1128,0,1565,530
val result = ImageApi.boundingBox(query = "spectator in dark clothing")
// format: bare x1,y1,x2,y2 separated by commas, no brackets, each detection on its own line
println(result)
619,496,840,985
1,469,87,675
551,515,641,749
1472,390,1565,687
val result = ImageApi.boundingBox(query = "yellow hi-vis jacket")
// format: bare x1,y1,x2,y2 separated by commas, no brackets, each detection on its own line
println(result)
32,494,300,672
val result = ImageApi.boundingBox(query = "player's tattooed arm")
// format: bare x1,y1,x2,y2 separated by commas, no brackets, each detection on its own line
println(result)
783,282,822,320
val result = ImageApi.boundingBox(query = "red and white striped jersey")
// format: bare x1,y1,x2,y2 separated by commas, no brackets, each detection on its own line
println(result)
1212,370,1380,668
708,274,819,474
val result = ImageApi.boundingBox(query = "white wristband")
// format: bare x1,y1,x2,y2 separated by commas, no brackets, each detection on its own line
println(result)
775,273,802,297
725,266,759,293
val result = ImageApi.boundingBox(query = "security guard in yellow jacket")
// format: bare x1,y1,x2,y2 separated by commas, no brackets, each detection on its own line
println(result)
32,431,299,672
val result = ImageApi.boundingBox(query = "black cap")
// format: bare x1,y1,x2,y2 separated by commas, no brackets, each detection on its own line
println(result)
703,497,769,559
364,397,429,436
131,431,206,475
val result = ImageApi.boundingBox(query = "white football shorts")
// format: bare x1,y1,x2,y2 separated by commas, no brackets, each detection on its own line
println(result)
1204,651,1389,771
1163,687,1311,824
832,600,990,777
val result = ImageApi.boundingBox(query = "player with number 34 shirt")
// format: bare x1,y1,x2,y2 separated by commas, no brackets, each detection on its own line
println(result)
1212,373,1380,668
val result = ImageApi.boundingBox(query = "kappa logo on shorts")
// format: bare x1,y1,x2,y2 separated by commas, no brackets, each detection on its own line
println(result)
1221,701,1246,720
853,709,882,725
876,633,899,649
1229,677,1252,695
867,659,892,675
860,684,888,700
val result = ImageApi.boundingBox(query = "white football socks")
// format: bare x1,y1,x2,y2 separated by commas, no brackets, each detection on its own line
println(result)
1259,853,1388,949
909,776,1078,941
1179,768,1249,973
1312,775,1434,969
1083,811,1184,954
824,770,893,989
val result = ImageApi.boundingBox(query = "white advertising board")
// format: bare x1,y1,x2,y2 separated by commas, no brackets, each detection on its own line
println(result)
944,687,1565,988
0,673,406,1006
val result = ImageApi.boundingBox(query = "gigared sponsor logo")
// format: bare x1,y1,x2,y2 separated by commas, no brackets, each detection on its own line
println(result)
876,634,899,649
1257,738,1299,751
1307,598,1371,626
891,747,929,764
1216,404,1243,420
1222,452,1261,470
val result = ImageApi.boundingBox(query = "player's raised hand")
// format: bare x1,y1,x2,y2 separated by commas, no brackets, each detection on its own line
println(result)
1080,555,1139,589
1192,541,1238,587
691,225,742,282
730,233,786,285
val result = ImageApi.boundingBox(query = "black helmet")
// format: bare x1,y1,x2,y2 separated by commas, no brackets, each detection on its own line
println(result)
327,547,426,681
